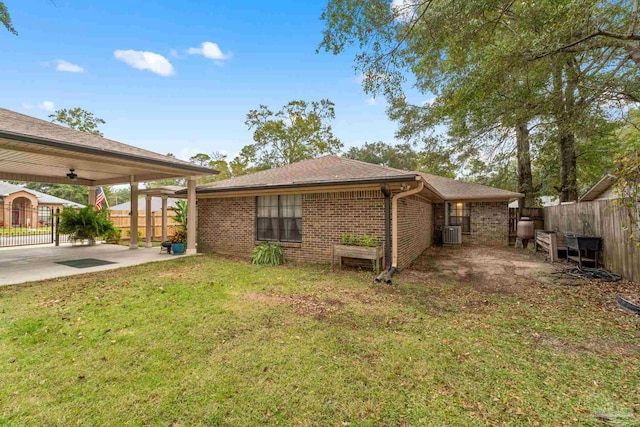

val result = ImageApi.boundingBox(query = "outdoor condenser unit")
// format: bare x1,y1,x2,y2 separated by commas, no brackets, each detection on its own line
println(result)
442,226,462,245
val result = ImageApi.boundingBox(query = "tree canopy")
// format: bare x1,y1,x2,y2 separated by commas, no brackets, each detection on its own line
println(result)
0,1,17,35
319,0,640,204
243,99,343,168
49,108,106,136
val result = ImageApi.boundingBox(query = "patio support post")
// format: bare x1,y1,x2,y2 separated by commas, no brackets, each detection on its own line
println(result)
145,195,152,248
161,195,168,242
130,178,139,249
88,186,97,207
186,176,197,255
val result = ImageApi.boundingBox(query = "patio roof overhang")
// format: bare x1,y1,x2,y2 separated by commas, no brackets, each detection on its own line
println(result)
0,130,216,186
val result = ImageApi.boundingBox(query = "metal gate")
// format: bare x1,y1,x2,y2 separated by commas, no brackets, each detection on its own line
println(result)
0,203,54,247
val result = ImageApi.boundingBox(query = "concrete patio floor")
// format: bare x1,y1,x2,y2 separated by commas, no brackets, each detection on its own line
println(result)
0,243,192,286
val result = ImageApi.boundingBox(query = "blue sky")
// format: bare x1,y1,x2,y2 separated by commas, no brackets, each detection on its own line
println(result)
0,0,423,161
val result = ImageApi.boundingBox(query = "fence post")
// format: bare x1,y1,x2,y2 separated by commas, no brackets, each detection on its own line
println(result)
51,208,54,244
55,208,60,246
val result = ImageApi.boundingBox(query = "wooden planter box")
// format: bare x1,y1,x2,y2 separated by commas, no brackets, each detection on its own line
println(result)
332,244,384,273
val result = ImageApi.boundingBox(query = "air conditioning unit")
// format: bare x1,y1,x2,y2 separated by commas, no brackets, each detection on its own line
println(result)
443,226,462,245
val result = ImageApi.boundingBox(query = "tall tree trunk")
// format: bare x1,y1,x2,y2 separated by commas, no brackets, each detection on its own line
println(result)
515,121,535,207
552,59,579,202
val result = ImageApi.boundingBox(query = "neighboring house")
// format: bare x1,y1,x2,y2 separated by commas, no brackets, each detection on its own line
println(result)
109,197,181,212
190,156,522,270
0,181,84,228
579,174,618,202
509,196,559,209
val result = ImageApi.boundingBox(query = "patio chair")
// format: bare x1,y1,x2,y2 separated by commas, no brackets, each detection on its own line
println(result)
160,241,172,254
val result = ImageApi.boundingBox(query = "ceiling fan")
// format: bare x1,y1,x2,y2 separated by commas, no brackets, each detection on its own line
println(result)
66,168,79,180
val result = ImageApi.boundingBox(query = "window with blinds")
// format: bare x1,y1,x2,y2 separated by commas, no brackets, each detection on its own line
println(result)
257,194,302,243
448,202,471,233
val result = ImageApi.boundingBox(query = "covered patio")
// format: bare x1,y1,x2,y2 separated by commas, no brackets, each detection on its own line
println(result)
0,108,216,254
0,243,184,286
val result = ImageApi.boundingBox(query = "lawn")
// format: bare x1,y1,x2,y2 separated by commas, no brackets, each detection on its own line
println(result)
1,254,638,426
0,226,52,236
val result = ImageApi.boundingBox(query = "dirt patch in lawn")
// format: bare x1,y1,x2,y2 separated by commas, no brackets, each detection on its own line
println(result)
244,292,343,319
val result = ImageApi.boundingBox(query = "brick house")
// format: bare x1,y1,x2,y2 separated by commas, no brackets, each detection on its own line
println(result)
193,156,523,271
0,181,84,228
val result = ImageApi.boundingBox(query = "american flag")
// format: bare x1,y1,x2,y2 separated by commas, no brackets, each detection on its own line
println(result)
95,187,106,210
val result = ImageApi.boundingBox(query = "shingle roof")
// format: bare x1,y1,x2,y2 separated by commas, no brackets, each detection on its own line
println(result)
195,155,523,201
417,172,523,201
196,155,418,192
0,181,85,207
109,197,181,211
0,108,213,173
579,174,617,202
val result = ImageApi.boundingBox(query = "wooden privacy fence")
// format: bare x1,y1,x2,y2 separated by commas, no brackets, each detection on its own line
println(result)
109,210,181,240
544,200,639,283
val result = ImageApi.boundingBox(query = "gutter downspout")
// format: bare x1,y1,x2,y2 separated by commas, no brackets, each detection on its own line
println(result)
375,184,393,283
384,179,425,284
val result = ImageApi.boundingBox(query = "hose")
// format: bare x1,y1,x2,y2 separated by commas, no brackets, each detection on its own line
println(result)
551,267,622,282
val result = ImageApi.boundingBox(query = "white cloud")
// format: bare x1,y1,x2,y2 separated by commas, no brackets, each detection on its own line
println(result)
113,50,175,76
22,103,33,110
39,101,55,112
55,59,85,73
423,95,437,106
366,97,377,106
187,41,231,61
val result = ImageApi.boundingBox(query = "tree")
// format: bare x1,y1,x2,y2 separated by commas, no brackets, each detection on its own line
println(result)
0,1,17,35
344,141,418,170
49,107,106,136
613,108,640,247
319,0,639,203
243,99,343,168
343,140,457,177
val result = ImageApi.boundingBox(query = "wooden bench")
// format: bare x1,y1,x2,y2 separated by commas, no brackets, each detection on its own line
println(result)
332,244,384,273
535,230,567,262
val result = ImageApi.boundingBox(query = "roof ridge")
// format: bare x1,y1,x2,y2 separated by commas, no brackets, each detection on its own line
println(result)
337,155,415,175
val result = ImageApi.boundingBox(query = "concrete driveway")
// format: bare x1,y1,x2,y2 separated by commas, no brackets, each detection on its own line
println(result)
0,243,190,286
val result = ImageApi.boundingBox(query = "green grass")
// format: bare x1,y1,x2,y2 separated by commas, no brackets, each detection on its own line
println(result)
0,227,52,236
1,256,639,426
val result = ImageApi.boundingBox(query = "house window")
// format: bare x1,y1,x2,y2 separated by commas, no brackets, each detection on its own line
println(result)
38,206,52,226
448,202,471,233
257,195,302,243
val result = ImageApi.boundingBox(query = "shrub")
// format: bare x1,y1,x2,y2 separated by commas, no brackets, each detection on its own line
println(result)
340,233,379,247
171,229,187,244
251,242,284,266
103,228,122,244
58,206,115,244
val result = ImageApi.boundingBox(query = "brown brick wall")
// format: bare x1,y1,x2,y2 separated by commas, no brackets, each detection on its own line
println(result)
433,201,509,246
197,197,256,256
197,191,387,264
397,195,432,269
467,201,509,245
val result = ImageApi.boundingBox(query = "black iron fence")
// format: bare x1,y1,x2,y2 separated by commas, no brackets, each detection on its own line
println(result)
0,203,54,247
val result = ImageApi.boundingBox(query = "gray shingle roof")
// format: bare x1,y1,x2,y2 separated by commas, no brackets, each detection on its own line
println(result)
195,155,523,201
109,197,181,211
0,181,85,207
416,172,524,201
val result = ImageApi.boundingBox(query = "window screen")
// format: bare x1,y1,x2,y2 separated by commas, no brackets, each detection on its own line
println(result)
448,202,471,233
257,195,302,242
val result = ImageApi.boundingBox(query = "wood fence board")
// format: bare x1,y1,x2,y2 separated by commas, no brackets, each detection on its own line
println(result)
544,200,638,282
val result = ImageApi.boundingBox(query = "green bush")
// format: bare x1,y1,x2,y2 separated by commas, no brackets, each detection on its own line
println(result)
103,228,122,244
58,206,115,244
340,233,379,247
251,242,284,266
